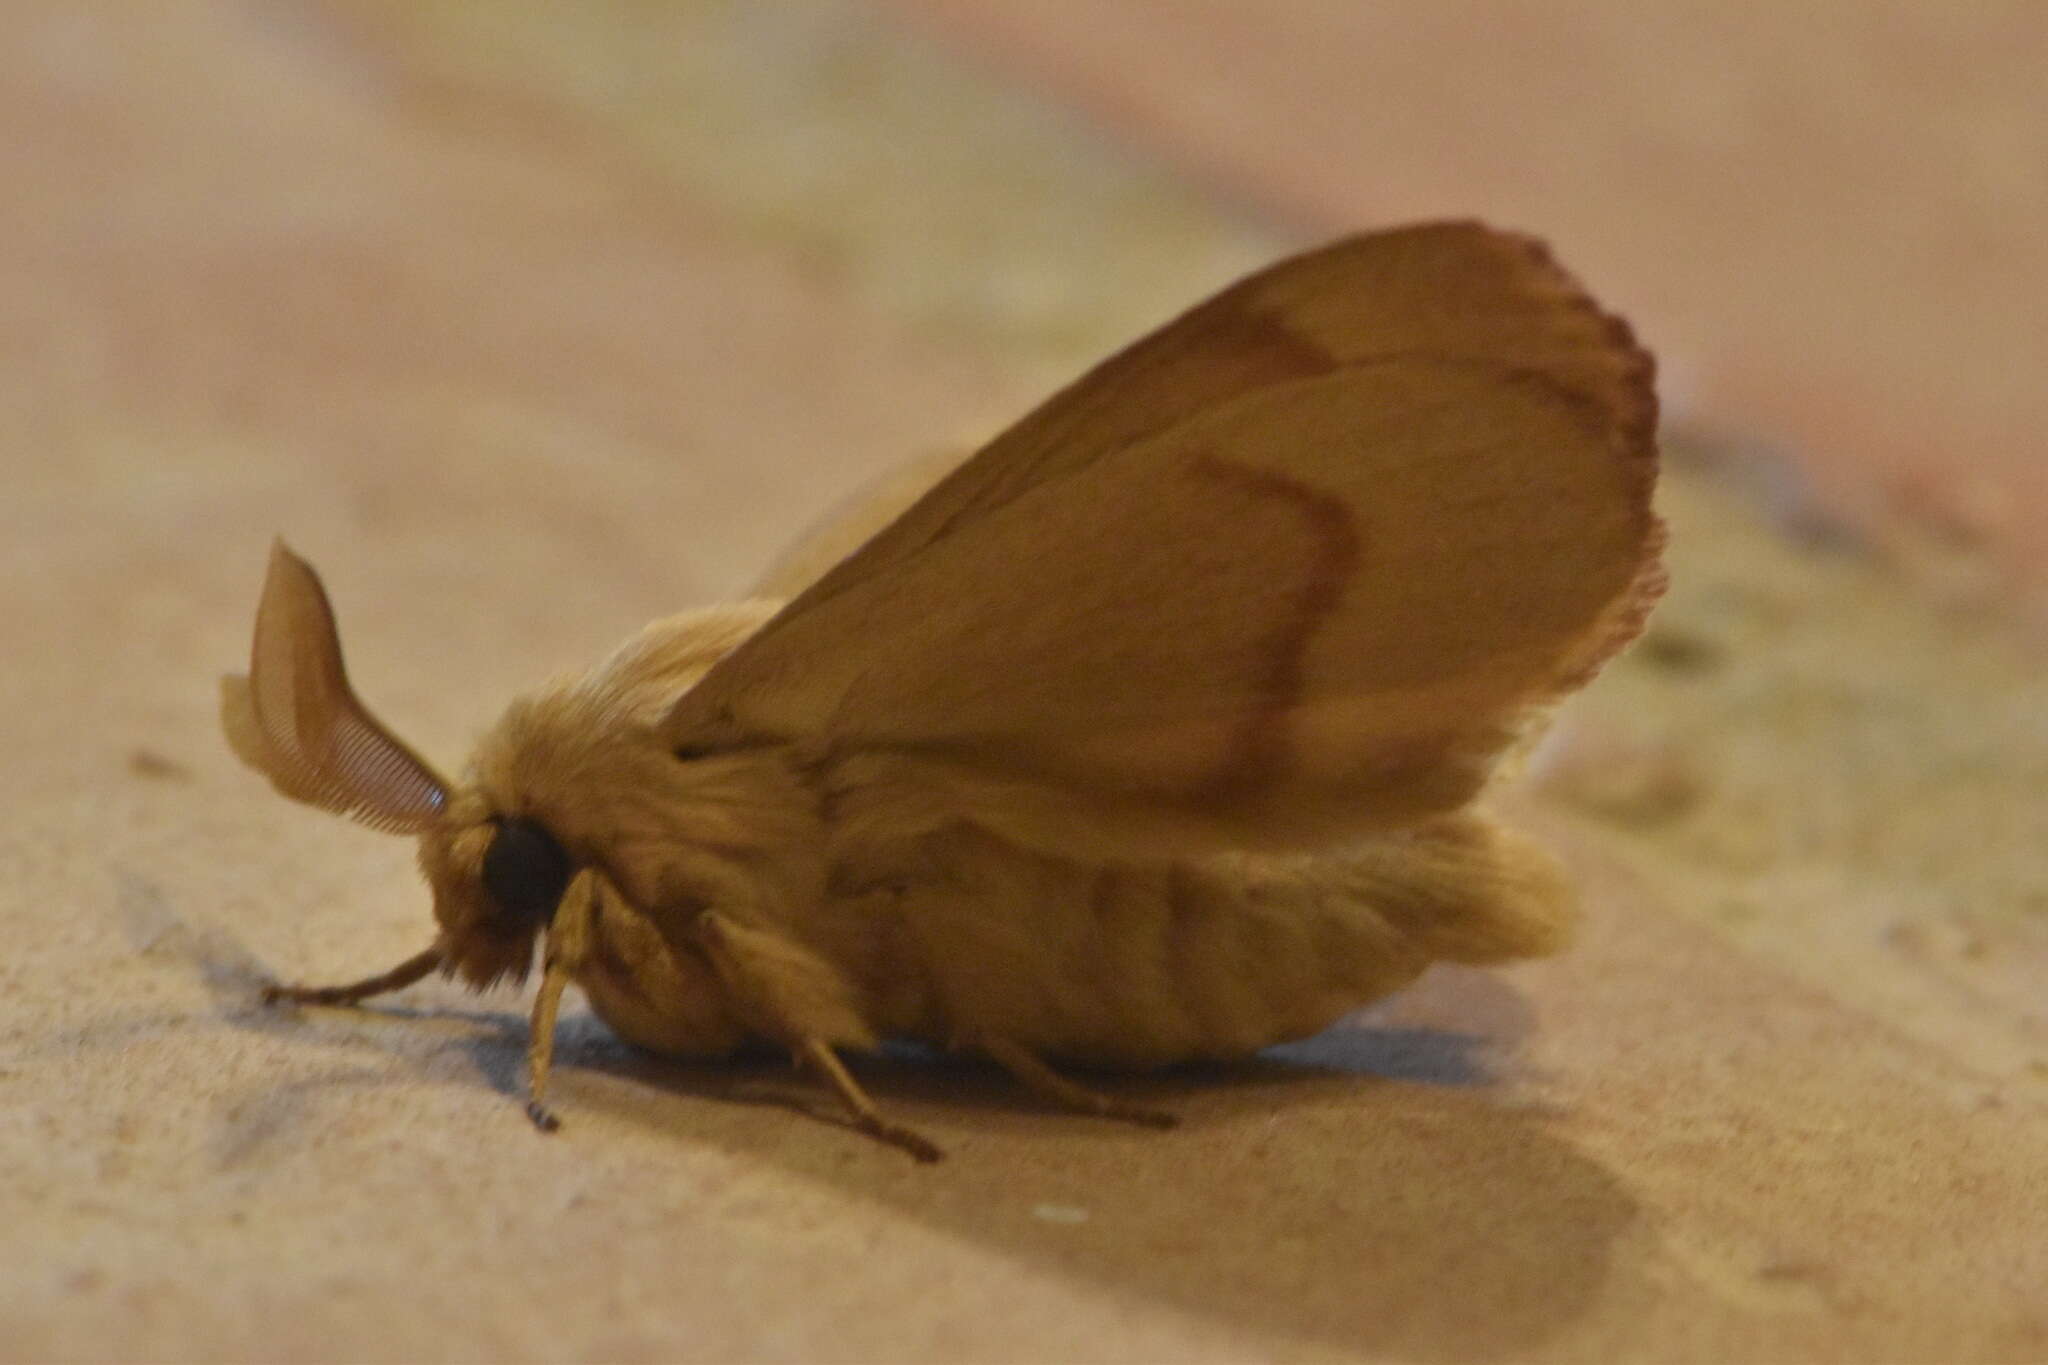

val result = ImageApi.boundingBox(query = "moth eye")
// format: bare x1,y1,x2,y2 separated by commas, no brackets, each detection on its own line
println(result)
480,818,573,931
673,743,716,761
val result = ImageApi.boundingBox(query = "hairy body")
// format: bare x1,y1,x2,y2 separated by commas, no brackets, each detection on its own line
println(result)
470,607,1573,1075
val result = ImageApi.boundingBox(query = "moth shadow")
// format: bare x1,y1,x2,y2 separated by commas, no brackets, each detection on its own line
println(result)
564,967,1633,1362
548,1011,1494,1145
125,899,1634,1360
215,990,876,1155
101,884,541,1163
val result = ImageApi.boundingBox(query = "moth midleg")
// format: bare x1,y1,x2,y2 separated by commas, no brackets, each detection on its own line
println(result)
261,944,443,1007
524,870,598,1132
796,1038,942,1164
977,1037,1177,1130
691,911,941,1163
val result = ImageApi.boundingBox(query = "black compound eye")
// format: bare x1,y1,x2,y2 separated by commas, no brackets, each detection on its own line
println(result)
480,818,573,930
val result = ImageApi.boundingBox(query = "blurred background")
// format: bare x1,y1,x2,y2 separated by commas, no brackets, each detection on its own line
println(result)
5,4,2044,1361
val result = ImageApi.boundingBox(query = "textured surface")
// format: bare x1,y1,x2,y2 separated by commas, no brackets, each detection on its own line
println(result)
4,5,2045,1362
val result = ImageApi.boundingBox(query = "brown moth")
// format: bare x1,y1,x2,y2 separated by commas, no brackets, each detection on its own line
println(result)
225,222,1663,1162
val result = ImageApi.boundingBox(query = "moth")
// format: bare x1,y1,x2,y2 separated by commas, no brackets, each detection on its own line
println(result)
225,222,1663,1162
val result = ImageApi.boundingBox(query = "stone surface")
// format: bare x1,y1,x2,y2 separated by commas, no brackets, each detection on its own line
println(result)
4,5,2043,1362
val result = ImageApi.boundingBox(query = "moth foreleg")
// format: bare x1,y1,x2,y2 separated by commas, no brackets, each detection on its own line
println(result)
261,944,443,1007
691,911,941,1163
524,870,598,1133
978,1037,1178,1130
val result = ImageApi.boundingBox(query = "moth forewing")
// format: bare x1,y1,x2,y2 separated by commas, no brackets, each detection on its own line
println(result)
230,221,1661,1163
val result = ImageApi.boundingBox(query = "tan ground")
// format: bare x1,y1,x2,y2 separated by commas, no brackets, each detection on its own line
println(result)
4,5,2043,1362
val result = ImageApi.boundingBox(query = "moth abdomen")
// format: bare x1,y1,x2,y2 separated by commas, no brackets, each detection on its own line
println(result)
880,816,1556,1070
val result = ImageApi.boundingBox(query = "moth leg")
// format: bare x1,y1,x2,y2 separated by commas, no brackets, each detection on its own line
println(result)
797,1038,943,1164
524,871,598,1133
978,1037,1178,1130
692,911,942,1163
262,945,442,1007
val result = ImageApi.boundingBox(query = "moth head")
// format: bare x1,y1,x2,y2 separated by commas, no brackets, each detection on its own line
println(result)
221,541,573,987
417,801,573,989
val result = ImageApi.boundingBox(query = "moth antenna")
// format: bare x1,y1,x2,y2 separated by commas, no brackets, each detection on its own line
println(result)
220,539,448,834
